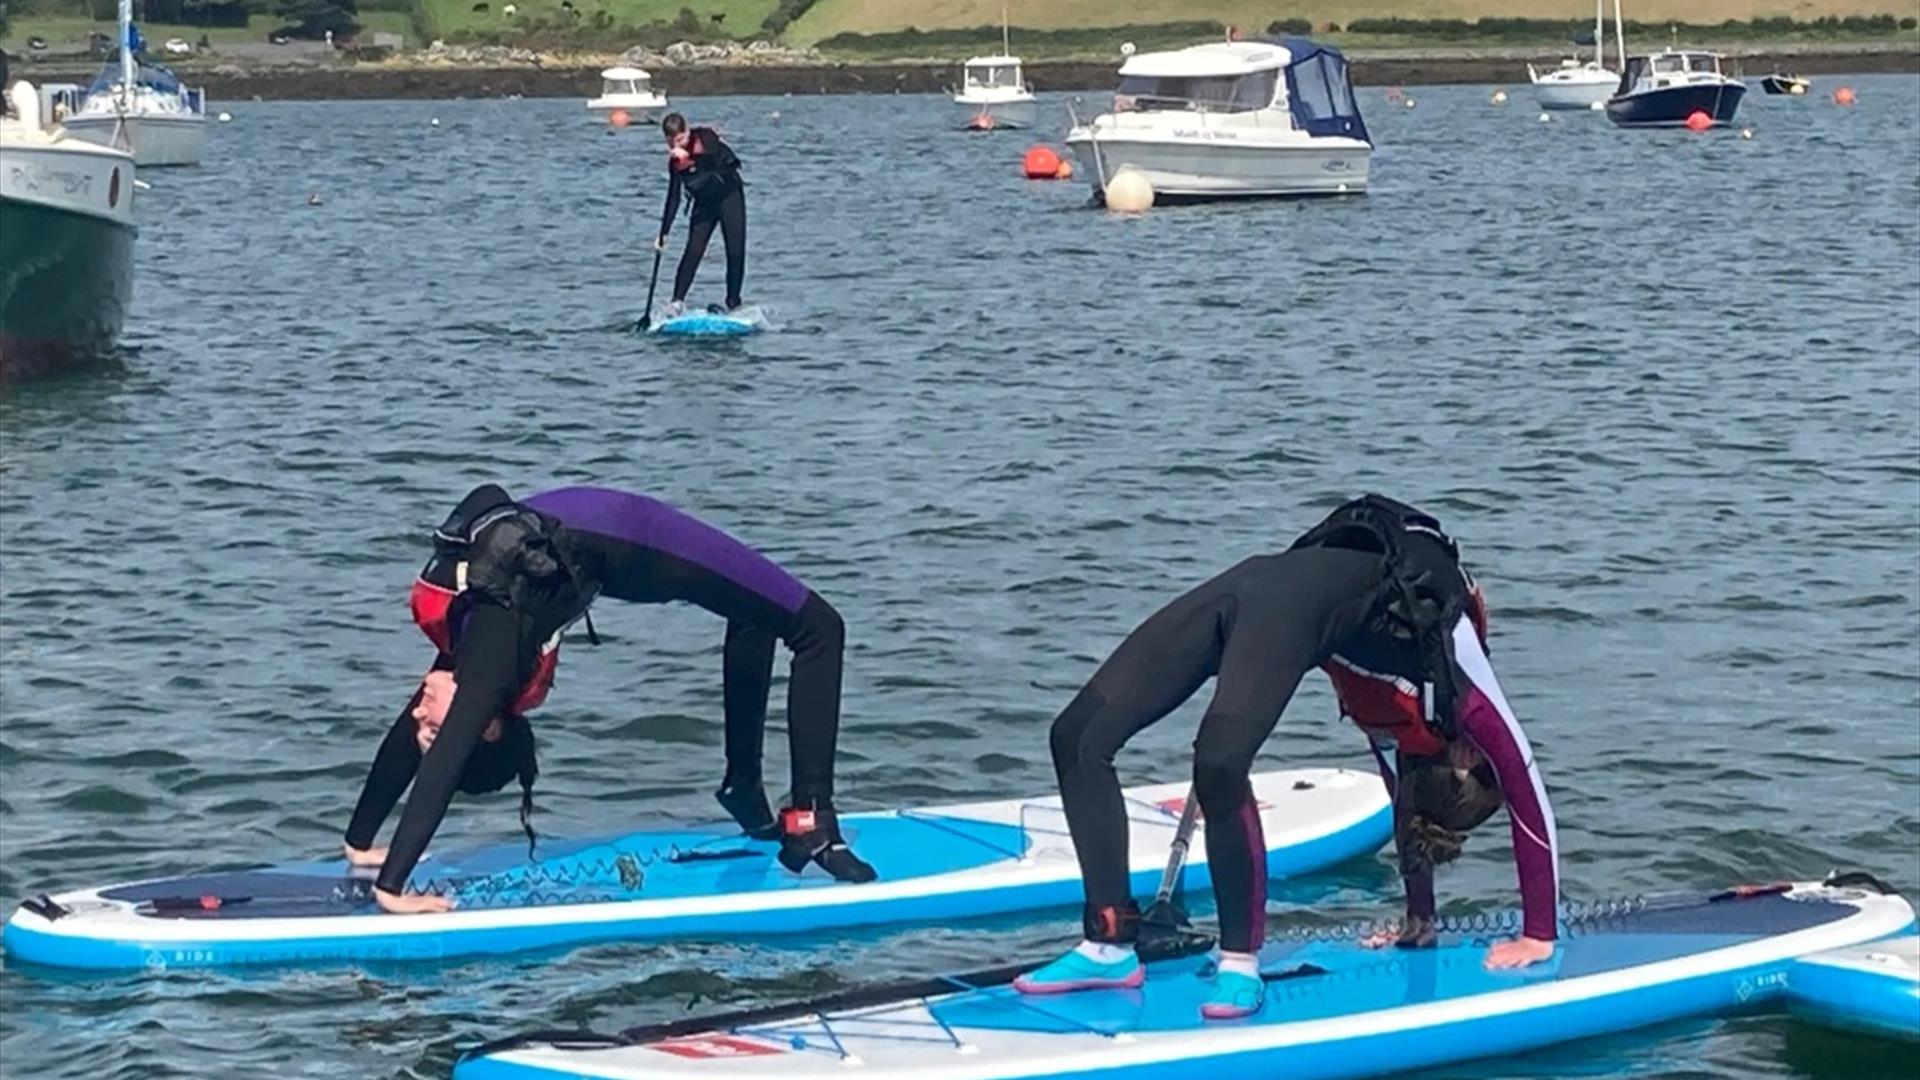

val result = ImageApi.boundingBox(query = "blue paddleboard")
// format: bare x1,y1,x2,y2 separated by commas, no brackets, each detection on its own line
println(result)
456,877,1916,1080
3,769,1387,971
650,306,766,337
1786,934,1920,1040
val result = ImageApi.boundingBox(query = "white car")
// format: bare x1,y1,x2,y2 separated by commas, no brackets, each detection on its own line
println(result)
163,38,192,55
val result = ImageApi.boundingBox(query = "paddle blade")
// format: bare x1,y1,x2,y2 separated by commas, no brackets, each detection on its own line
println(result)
1137,897,1213,961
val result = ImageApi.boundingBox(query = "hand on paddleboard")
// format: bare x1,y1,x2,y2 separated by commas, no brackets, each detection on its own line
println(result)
342,843,387,868
1361,916,1434,950
374,886,454,915
1484,935,1554,970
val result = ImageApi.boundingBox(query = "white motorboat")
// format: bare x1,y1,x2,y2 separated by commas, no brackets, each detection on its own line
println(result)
0,79,138,382
1528,0,1623,110
58,2,207,167
1065,36,1370,200
951,7,1034,130
952,54,1036,130
587,67,668,115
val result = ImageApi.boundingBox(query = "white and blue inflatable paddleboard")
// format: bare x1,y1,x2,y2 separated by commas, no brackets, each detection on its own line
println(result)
454,877,1916,1080
650,306,767,337
2,769,1387,971
1786,934,1920,1040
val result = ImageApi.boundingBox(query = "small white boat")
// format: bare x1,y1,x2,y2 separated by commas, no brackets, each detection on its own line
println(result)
951,2,1035,130
1065,36,1370,200
1529,0,1622,110
586,66,668,115
953,54,1036,130
0,79,138,382
58,1,207,166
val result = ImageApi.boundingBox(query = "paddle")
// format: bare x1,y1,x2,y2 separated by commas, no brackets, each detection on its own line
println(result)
635,246,664,330
460,928,1220,1061
1137,788,1214,959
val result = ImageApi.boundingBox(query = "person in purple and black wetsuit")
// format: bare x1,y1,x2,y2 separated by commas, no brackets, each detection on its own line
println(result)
1014,495,1560,1020
341,484,873,916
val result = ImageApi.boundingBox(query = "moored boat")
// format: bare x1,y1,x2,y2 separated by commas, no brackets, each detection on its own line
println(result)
1065,37,1370,200
1605,48,1746,128
0,80,138,383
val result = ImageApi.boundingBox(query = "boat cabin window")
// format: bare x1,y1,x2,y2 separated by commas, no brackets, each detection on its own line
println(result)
1686,53,1720,73
1115,69,1277,112
1652,54,1687,75
967,64,1020,89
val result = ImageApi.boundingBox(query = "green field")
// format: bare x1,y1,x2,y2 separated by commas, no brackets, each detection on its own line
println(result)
789,0,1920,42
414,0,778,41
809,17,1920,61
6,0,1912,57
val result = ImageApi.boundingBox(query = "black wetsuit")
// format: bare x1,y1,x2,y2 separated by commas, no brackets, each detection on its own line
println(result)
1051,529,1559,954
659,127,745,309
345,486,850,897
1051,547,1389,954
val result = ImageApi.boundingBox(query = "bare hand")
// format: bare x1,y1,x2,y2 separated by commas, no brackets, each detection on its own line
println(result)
373,886,453,915
342,843,387,868
1485,936,1555,970
1362,916,1435,950
1360,927,1398,949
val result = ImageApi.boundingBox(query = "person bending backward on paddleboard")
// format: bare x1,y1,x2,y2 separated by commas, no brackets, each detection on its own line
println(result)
342,484,875,915
654,113,747,318
1016,495,1560,1019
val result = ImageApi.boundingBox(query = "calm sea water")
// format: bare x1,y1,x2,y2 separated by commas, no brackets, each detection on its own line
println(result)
2,77,1917,1079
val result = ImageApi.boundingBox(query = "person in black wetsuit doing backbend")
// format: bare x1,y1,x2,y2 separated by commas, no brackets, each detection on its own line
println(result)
1015,496,1561,1019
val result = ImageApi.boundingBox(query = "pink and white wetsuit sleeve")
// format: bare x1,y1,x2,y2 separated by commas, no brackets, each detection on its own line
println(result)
1450,615,1561,941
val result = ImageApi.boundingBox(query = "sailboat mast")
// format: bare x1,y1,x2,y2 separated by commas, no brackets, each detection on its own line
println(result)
1593,0,1603,65
1000,0,1010,56
118,0,135,100
1612,0,1626,71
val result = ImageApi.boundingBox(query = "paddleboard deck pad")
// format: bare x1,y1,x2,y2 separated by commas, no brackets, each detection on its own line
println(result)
454,875,1916,1080
3,768,1388,970
1786,933,1920,1040
650,307,767,336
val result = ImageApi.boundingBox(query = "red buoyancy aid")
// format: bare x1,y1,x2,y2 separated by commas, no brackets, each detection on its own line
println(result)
1323,582,1488,756
409,574,560,716
407,483,591,719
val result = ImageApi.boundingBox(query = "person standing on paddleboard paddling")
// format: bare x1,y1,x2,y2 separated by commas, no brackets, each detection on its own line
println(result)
654,113,747,318
1015,495,1559,1019
342,484,875,914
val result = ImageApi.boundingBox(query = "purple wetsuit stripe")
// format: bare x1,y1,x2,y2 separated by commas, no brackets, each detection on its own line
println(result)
523,486,809,614
1236,797,1269,951
1451,617,1560,941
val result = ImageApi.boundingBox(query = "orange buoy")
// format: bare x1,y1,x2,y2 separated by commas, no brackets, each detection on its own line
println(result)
1684,110,1712,132
608,108,631,128
1022,145,1062,179
1055,158,1074,179
1832,85,1856,106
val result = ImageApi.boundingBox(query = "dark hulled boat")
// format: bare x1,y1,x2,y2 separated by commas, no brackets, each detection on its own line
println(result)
1605,49,1746,128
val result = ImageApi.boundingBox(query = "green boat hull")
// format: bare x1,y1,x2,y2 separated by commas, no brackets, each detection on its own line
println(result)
0,194,135,382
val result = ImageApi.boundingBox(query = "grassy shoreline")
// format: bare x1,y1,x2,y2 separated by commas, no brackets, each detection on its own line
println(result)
10,42,1914,101
7,11,1916,63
